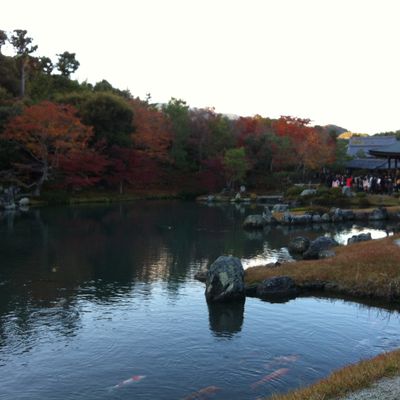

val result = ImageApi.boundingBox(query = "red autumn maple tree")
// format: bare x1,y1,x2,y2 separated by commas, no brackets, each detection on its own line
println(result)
4,101,93,195
130,99,172,162
58,149,109,190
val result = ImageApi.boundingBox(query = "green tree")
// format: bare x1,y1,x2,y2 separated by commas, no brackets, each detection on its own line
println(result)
208,114,234,157
38,56,53,75
56,51,80,77
94,79,114,92
0,55,19,97
9,29,38,97
223,147,249,190
0,30,7,55
163,98,191,169
79,92,134,147
331,139,352,171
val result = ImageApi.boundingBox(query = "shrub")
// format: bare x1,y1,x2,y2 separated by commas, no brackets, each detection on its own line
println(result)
285,185,304,198
358,197,370,208
356,191,367,198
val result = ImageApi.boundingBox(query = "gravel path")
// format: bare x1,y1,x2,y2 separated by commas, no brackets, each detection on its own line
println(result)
339,376,400,400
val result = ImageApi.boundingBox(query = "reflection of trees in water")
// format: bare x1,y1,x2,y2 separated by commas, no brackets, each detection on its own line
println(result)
0,287,81,355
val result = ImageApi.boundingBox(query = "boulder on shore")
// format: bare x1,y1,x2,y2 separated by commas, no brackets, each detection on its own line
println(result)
303,236,338,260
288,236,310,255
369,208,388,221
318,249,336,259
19,197,30,207
300,189,317,197
272,204,289,212
256,276,298,300
262,207,276,224
205,256,245,302
347,232,372,245
321,213,331,222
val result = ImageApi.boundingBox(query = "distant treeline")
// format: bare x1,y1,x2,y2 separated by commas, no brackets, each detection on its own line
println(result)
0,29,344,196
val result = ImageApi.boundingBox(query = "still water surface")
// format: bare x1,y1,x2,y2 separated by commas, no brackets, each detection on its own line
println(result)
0,201,400,399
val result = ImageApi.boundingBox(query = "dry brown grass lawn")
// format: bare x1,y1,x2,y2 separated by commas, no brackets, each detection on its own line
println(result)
266,349,400,400
245,235,400,301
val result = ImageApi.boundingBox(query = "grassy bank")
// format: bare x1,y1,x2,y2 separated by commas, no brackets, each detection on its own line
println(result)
266,349,400,400
245,235,400,301
30,189,183,206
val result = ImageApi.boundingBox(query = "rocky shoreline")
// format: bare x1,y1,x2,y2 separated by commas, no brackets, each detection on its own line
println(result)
243,205,395,229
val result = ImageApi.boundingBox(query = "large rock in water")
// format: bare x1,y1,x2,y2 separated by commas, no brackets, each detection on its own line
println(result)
303,236,338,259
288,236,310,255
205,256,245,302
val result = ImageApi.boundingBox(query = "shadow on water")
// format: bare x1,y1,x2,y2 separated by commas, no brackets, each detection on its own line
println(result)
208,300,245,339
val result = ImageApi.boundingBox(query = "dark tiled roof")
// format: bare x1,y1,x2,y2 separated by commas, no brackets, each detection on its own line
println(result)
346,158,394,170
347,136,397,157
369,141,400,157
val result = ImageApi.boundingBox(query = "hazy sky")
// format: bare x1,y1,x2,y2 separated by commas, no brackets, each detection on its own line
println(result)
2,0,400,133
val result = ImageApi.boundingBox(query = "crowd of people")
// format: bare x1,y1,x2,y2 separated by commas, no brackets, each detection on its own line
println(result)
325,174,400,194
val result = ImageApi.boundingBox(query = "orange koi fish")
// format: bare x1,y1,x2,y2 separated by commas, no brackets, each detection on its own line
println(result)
113,375,146,389
273,355,299,363
183,385,221,400
264,355,299,369
251,368,289,389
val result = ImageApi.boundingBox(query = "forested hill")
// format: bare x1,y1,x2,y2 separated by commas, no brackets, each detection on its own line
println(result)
0,29,340,197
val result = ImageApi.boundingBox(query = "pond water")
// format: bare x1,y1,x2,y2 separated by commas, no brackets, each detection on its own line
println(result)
1,201,400,400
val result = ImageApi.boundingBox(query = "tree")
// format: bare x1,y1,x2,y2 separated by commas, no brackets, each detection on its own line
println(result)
163,98,191,169
56,51,80,77
273,116,336,175
4,101,93,195
9,29,38,97
106,146,136,194
207,113,234,158
58,149,109,190
223,147,249,190
0,30,7,54
131,99,172,161
0,55,19,96
38,56,53,75
80,92,134,147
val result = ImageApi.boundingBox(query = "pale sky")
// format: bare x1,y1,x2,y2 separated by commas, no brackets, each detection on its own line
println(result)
2,0,400,134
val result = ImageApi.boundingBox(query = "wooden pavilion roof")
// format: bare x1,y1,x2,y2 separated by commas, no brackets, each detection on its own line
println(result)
369,142,400,158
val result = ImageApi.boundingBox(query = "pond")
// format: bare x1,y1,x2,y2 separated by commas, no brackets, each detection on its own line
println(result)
0,201,400,400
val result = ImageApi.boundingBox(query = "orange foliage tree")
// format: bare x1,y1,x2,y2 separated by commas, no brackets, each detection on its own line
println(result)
4,101,93,195
274,116,335,174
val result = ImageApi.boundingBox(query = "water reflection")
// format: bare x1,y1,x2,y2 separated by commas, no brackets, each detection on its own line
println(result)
208,301,245,339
